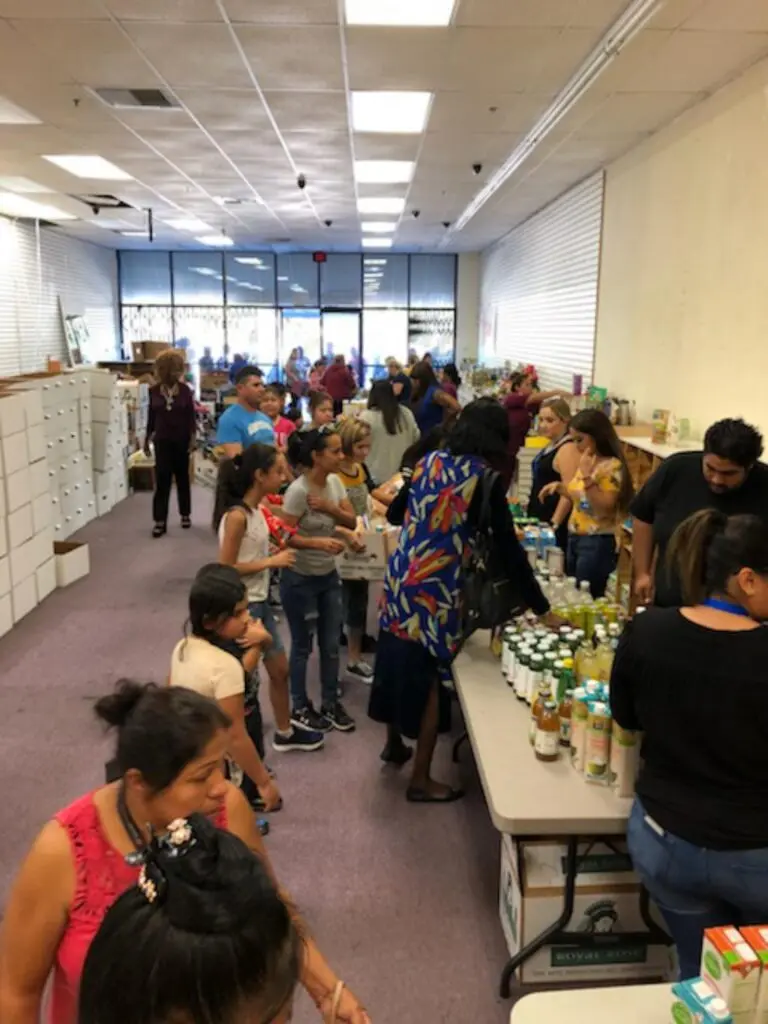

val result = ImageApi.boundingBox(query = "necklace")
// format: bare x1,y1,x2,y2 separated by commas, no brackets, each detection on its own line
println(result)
702,596,752,618
160,383,178,411
117,782,149,866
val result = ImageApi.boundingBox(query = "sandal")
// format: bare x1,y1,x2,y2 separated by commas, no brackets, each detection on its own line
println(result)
152,523,167,538
406,786,465,804
181,516,191,529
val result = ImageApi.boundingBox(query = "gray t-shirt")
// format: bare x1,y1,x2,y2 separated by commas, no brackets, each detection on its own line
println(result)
283,473,347,576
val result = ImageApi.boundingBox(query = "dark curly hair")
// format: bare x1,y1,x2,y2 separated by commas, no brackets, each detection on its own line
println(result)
704,418,764,468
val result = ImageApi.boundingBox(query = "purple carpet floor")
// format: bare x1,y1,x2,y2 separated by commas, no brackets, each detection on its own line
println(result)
0,488,513,1022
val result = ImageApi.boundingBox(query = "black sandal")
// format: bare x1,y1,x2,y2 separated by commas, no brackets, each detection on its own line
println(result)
181,516,191,529
152,522,167,538
406,786,465,804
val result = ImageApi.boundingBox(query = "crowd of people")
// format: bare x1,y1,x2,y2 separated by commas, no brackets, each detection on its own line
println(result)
4,343,768,1020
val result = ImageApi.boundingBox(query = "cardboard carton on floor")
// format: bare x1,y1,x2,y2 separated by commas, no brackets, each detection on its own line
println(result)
499,834,672,985
54,541,90,588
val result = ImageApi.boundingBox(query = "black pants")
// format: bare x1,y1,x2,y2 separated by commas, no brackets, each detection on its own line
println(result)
153,439,191,523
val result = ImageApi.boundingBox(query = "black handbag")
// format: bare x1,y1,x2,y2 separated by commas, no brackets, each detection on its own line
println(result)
458,469,527,644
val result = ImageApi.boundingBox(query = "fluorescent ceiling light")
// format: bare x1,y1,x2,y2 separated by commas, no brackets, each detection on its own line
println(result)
362,237,393,248
358,197,405,215
197,235,234,247
234,256,266,266
0,192,76,221
42,155,132,180
355,160,414,184
120,230,148,237
0,175,52,193
345,0,455,26
165,217,212,232
351,91,432,134
0,96,42,125
361,221,397,233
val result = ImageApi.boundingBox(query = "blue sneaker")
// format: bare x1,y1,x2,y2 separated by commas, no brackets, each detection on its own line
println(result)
273,723,325,752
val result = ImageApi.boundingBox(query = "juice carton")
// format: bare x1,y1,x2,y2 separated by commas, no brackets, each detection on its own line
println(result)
700,927,760,1017
738,927,768,1024
671,978,732,1023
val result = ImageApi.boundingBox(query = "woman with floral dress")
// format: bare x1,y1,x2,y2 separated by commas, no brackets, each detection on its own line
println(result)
369,398,553,802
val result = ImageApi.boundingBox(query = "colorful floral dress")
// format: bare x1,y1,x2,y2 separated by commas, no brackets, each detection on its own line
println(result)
380,449,485,668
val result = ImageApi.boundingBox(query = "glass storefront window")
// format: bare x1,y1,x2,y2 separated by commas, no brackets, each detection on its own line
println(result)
362,309,409,387
408,309,455,367
276,253,319,307
173,306,226,367
225,254,276,306
409,254,456,309
320,254,361,307
172,253,224,306
121,306,173,354
120,252,171,305
226,307,280,381
363,254,408,308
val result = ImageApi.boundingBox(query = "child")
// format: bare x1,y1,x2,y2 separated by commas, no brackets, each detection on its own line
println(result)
169,563,282,814
215,444,325,754
259,385,296,451
306,390,335,431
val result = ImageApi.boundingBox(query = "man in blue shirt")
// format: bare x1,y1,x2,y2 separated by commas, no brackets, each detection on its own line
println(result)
216,366,275,457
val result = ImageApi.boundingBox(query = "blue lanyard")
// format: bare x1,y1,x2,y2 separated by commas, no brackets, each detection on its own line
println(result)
702,597,751,618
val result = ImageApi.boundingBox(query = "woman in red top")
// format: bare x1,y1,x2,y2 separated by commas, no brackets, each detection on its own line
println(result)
502,371,566,489
322,355,358,417
0,682,369,1024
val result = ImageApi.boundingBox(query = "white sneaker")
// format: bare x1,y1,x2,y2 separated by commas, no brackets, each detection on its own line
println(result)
347,660,374,682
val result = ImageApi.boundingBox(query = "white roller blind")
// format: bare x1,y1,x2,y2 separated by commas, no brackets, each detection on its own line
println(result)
0,218,119,377
479,172,604,390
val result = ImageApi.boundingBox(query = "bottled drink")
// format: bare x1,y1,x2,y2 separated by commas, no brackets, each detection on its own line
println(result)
570,687,590,771
558,689,574,747
594,633,615,683
557,658,576,702
529,683,552,745
534,701,561,762
529,653,545,707
515,646,532,703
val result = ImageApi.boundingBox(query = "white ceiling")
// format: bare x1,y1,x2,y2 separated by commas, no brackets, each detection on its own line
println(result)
0,0,765,252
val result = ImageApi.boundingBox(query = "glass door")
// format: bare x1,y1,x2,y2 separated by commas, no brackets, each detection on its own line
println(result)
280,309,321,391
321,310,362,388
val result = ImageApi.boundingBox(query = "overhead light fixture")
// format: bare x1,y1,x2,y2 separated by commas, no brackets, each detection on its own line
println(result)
165,217,213,232
362,237,393,248
364,258,388,266
42,154,132,180
355,160,414,184
0,193,76,220
120,230,148,237
0,175,52,193
447,0,665,237
345,0,456,26
351,91,432,134
197,234,234,247
361,221,397,233
0,96,42,125
358,197,405,215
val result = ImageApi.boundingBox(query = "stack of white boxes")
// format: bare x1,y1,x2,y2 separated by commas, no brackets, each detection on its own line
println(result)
0,389,57,636
84,370,130,517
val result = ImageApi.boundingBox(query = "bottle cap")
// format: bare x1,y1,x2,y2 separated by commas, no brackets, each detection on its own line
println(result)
544,700,558,710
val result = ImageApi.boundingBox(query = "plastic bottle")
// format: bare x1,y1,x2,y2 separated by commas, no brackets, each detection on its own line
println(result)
529,683,552,745
558,689,574,747
557,658,576,702
575,635,595,685
534,700,561,762
570,687,589,771
594,633,615,683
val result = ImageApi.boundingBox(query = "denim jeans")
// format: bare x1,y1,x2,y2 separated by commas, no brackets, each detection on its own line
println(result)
280,568,342,711
628,799,768,979
566,533,617,599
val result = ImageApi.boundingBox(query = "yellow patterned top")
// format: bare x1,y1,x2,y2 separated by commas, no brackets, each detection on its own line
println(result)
567,457,623,536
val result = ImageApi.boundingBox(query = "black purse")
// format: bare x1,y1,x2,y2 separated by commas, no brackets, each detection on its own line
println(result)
458,470,527,645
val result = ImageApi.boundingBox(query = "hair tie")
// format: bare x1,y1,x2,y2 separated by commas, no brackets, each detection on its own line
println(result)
138,818,197,906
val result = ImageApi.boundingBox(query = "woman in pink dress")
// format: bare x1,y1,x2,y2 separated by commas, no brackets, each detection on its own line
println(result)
0,682,369,1024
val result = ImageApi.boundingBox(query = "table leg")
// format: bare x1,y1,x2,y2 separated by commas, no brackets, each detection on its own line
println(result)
452,730,468,763
499,837,579,998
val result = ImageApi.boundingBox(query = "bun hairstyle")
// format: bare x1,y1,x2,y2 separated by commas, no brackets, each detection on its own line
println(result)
188,563,246,638
213,443,280,531
286,426,336,470
79,815,300,1024
94,681,230,793
667,509,768,606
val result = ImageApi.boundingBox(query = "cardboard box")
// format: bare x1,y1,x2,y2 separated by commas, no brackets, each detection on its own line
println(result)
27,423,46,463
0,592,12,638
498,834,671,985
54,541,90,588
4,467,31,514
32,493,52,534
35,558,56,603
31,528,54,570
11,574,36,623
337,528,388,580
131,341,169,361
701,927,760,1019
1,431,29,477
7,504,33,548
0,514,6,556
741,927,768,1024
0,393,26,437
10,539,35,587
0,554,9,596
29,460,49,500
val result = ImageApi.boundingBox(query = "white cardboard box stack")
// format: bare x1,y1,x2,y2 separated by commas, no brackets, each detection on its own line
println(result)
84,369,130,517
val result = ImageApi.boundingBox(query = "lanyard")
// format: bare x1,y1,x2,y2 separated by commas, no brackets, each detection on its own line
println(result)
117,781,148,866
702,597,752,618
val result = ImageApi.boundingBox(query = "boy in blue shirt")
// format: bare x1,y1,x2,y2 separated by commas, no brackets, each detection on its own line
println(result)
216,365,275,457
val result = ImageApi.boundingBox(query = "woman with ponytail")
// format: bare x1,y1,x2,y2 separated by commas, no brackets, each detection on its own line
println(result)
611,509,768,981
0,682,371,1024
215,444,325,754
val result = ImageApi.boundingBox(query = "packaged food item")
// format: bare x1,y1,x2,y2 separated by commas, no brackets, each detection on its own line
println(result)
738,927,768,1024
671,978,732,1023
700,926,761,1018
558,689,573,747
534,700,560,762
584,701,612,784
609,722,640,798
570,687,589,771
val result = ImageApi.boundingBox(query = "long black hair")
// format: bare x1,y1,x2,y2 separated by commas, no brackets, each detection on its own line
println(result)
368,379,402,436
569,408,634,513
446,397,509,469
286,426,336,470
79,815,301,1024
94,681,230,793
442,363,461,388
213,443,280,531
409,360,439,403
188,563,246,640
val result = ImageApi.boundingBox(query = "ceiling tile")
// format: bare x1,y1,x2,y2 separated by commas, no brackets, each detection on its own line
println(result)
419,131,521,165
429,91,551,133
123,22,254,88
224,0,338,24
175,89,273,132
684,0,768,32
265,91,348,132
573,91,704,138
457,0,626,28
0,0,105,15
353,135,421,161
235,26,344,90
106,0,219,18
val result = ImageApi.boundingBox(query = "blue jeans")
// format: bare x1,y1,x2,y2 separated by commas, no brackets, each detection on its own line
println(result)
566,533,617,599
628,799,768,979
280,568,342,711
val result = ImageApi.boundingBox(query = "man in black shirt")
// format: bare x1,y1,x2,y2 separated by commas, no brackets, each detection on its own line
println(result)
631,418,768,606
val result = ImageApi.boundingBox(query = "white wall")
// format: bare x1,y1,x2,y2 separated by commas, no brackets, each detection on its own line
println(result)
594,56,768,439
0,219,120,377
456,251,480,364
